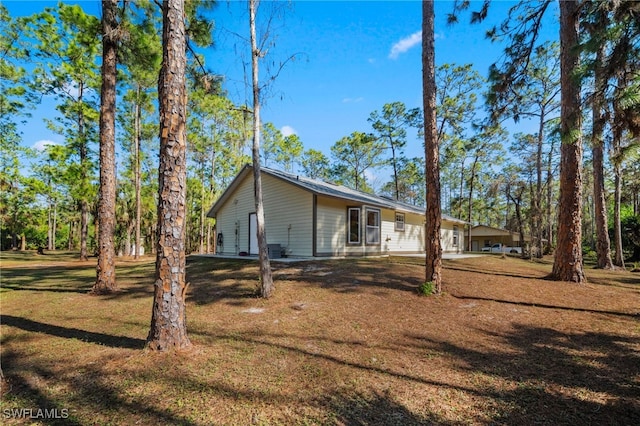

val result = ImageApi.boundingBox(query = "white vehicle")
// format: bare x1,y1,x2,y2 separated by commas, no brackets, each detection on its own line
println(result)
481,243,522,254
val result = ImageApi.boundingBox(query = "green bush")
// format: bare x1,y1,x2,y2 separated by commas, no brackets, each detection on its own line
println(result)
418,281,435,296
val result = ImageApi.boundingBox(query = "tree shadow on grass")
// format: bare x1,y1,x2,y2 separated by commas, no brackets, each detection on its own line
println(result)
1,315,145,349
443,263,547,279
406,324,640,424
189,322,640,425
186,257,269,305
449,294,640,318
186,279,261,306
1,349,198,426
1,358,84,426
186,257,423,298
272,260,422,295
1,266,95,293
0,263,156,300
319,390,452,425
586,274,640,289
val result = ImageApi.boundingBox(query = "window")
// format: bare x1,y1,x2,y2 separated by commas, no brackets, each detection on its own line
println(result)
395,213,405,232
453,226,459,246
348,207,360,244
365,208,380,244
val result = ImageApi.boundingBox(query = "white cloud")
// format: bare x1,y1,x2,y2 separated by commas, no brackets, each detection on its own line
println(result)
342,97,364,104
389,30,422,60
33,140,58,151
280,125,297,137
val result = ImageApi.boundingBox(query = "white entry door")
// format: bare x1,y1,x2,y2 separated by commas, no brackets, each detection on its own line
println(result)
249,213,258,255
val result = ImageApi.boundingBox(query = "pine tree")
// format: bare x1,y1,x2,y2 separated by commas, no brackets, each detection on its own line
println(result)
147,0,191,350
422,0,442,293
93,0,120,294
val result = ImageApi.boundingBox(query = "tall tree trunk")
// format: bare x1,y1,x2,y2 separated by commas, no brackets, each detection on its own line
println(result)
208,137,216,254
545,136,555,254
11,221,17,250
249,0,275,298
134,84,142,260
592,36,614,269
467,155,479,252
124,223,132,257
68,221,74,250
78,79,89,262
199,168,206,254
47,198,54,250
551,0,586,283
422,0,442,292
390,142,399,200
508,185,526,258
458,158,464,221
533,110,545,258
613,162,625,268
93,0,119,294
52,200,57,251
80,200,89,260
147,0,191,350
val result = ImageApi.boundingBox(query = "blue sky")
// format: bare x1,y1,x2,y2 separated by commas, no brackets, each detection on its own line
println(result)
8,0,560,175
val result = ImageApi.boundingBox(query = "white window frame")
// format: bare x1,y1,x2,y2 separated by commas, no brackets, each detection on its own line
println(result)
453,225,459,246
347,207,361,244
365,208,381,245
395,212,405,232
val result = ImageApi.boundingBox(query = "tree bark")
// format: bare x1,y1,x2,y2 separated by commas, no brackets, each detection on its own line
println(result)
613,162,625,268
551,0,586,283
93,0,119,294
545,136,555,254
134,84,142,260
76,78,90,262
199,167,206,254
591,31,614,270
147,0,191,350
80,200,89,260
250,0,275,298
422,0,442,293
47,200,53,251
52,200,57,251
467,154,479,252
68,221,73,250
533,110,545,258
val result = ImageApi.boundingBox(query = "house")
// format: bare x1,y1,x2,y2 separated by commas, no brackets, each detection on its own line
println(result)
207,165,468,258
465,224,531,252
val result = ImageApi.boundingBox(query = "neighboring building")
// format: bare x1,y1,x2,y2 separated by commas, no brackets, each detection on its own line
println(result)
207,165,468,258
465,225,531,252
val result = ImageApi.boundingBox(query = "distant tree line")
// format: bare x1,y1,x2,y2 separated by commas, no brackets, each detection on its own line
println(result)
1,0,638,266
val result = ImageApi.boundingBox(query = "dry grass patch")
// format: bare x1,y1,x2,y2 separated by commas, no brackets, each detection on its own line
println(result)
1,251,639,425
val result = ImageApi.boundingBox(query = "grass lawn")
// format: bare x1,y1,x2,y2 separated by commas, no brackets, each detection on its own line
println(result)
1,250,639,425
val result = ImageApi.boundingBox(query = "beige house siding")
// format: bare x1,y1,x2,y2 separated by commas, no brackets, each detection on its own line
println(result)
263,174,314,257
315,198,383,257
381,211,425,254
315,196,346,256
210,167,468,258
215,173,254,255
441,223,463,253
215,173,313,256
